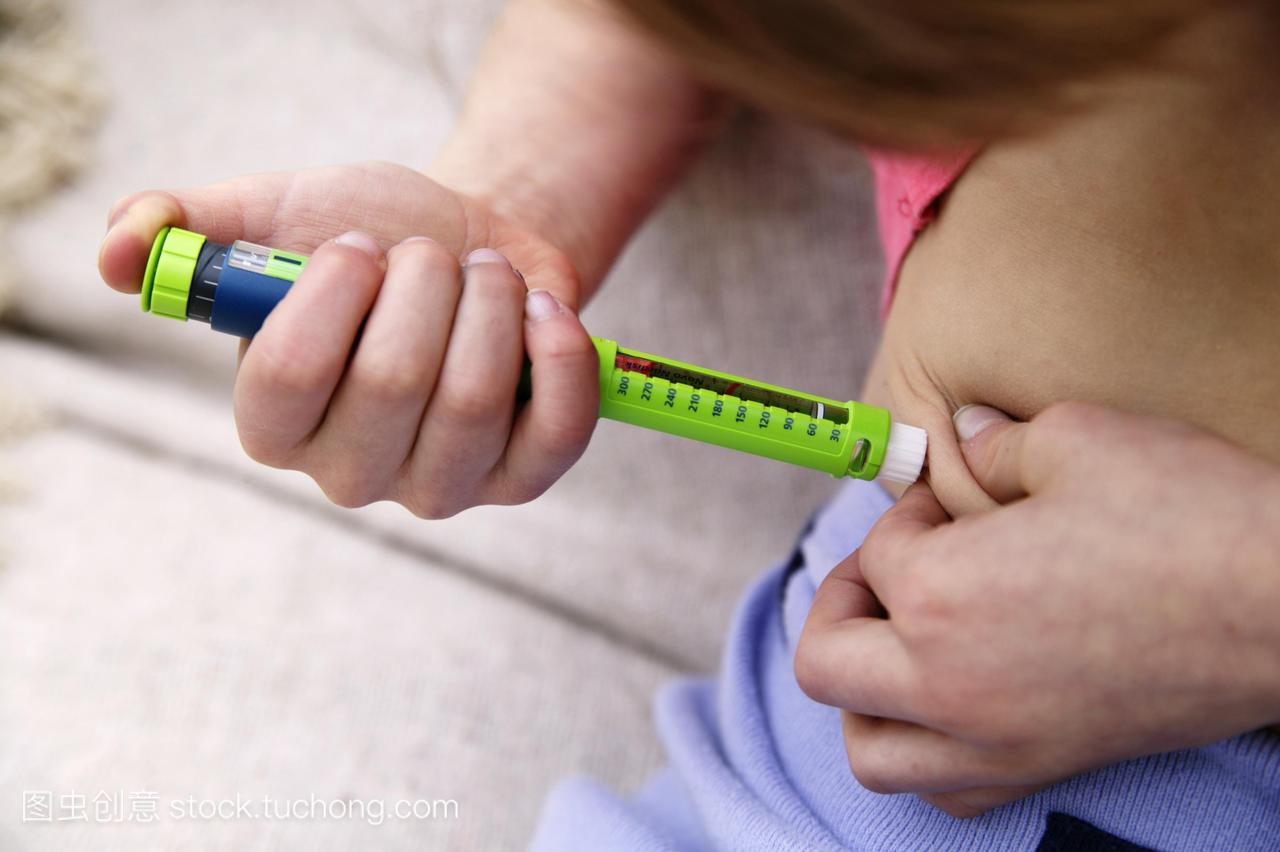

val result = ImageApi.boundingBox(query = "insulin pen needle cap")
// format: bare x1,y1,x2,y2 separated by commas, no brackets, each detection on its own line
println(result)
879,421,928,484
140,226,205,320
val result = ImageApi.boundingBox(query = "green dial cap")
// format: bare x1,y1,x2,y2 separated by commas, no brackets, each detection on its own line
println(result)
140,226,206,320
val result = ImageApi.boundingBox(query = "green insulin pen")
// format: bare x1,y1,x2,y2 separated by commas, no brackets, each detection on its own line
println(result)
141,227,927,484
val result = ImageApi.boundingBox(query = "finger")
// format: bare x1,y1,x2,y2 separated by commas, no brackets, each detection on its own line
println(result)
488,290,599,503
918,784,1047,819
803,548,883,632
795,551,921,720
306,238,462,507
99,191,185,293
952,405,1028,503
842,713,1019,795
403,249,526,516
954,401,1105,501
233,232,385,468
854,481,947,600
99,175,296,293
99,164,468,295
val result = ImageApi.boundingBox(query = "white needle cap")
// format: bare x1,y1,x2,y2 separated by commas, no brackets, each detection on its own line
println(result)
878,422,928,484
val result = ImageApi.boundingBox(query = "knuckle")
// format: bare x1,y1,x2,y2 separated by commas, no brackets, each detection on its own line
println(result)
487,477,547,508
236,429,293,470
1027,401,1129,481
539,415,594,460
534,318,593,354
534,334,599,383
793,644,825,702
310,241,382,284
856,529,886,569
537,339,589,370
402,491,462,521
961,425,1014,489
388,237,459,279
252,334,334,398
977,722,1024,751
1034,400,1105,442
233,399,302,471
464,260,524,298
857,524,903,573
1038,399,1096,426
929,793,987,819
846,744,896,795
433,378,509,428
892,570,954,638
316,468,387,510
1177,428,1234,471
320,482,375,510
350,355,429,403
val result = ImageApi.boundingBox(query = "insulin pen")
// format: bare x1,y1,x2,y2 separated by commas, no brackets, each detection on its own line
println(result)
140,227,927,484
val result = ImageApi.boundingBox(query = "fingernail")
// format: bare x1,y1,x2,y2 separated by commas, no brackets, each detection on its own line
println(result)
334,231,381,258
525,289,566,323
105,194,150,231
953,404,1011,442
106,202,133,231
104,193,167,235
464,248,511,268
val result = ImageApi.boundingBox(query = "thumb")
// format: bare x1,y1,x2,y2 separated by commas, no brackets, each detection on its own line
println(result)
952,404,1029,504
98,174,295,294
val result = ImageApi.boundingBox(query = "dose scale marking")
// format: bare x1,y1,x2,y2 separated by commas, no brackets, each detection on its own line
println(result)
602,348,874,478
140,227,927,484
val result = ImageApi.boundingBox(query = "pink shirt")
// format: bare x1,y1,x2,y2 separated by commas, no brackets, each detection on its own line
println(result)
865,148,978,314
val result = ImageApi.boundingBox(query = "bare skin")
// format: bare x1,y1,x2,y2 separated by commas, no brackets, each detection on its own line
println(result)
861,7,1280,517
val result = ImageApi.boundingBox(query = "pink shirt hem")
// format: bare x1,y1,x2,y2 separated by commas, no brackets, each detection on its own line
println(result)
865,147,979,316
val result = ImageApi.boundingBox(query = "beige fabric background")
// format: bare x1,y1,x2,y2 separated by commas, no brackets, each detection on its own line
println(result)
0,0,98,495
0,0,885,848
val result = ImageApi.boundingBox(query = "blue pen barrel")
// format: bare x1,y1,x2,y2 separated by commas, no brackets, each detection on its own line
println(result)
182,239,302,339
208,256,294,338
